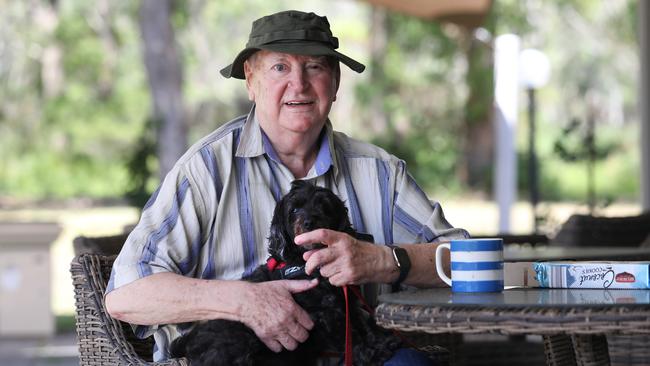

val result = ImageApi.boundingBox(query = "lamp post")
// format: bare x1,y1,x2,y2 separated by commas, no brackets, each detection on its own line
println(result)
494,34,520,234
519,48,550,233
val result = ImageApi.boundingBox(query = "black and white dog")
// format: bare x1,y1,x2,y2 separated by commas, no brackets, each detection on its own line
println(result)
170,180,401,365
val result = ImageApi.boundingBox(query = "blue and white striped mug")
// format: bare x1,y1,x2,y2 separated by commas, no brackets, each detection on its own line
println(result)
435,238,504,292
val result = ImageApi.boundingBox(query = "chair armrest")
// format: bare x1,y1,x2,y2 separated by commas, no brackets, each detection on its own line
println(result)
71,253,188,365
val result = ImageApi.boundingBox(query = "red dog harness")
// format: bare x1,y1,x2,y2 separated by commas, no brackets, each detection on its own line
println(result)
266,257,286,271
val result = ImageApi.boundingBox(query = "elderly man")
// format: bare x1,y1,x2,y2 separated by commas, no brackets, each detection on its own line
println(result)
106,10,468,365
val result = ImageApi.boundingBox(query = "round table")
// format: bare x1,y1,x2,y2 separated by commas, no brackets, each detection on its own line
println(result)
376,288,650,366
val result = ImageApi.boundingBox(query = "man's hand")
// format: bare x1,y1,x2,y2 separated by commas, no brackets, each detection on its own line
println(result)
240,279,318,352
295,229,394,286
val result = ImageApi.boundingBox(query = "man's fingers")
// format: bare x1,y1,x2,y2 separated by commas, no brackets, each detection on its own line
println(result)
318,262,340,279
294,306,315,331
288,322,310,343
328,273,346,287
294,228,333,246
280,279,319,294
263,338,282,353
305,247,337,275
302,249,317,262
278,335,299,351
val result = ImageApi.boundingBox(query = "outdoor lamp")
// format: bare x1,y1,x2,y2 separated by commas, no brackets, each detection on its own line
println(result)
520,49,551,89
519,48,550,233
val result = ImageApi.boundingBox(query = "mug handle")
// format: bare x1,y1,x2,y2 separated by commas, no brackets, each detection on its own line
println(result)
435,243,452,287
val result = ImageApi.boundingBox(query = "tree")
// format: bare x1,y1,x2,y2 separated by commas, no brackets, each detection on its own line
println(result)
139,0,187,179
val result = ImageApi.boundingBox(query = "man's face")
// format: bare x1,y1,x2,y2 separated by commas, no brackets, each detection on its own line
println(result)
244,50,340,137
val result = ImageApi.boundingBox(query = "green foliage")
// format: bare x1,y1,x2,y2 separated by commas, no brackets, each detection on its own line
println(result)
125,116,159,208
496,0,640,208
0,0,149,200
491,0,532,35
372,116,461,193
518,120,639,203
356,13,465,193
554,118,618,163
55,16,103,82
0,0,642,207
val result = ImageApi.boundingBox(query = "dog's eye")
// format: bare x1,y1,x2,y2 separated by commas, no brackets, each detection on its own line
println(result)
291,208,299,215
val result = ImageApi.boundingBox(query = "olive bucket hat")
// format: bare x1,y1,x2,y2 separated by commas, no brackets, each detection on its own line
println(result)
220,10,365,79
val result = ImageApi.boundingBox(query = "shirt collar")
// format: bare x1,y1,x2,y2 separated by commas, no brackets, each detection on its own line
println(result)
235,105,265,158
313,129,335,176
235,104,338,179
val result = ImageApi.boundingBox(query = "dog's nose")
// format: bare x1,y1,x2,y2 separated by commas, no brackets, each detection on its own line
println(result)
303,219,314,231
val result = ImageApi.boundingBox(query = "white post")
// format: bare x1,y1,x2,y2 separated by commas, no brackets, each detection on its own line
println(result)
493,34,520,233
640,0,650,211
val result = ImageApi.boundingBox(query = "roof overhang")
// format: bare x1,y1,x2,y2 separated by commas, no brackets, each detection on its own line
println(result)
360,0,492,28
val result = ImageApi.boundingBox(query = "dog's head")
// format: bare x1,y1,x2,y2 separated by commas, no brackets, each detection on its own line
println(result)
268,180,353,264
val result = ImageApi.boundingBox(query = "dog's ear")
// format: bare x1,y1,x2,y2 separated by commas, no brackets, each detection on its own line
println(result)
290,179,310,192
338,205,356,235
169,330,190,358
268,197,291,261
327,193,354,234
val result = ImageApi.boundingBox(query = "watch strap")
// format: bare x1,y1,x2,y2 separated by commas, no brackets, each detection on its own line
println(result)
387,244,411,287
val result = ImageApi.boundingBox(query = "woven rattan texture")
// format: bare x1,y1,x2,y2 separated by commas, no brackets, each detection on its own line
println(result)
377,303,650,366
572,334,610,366
71,254,188,365
375,303,650,335
71,254,451,366
607,335,650,366
543,334,577,366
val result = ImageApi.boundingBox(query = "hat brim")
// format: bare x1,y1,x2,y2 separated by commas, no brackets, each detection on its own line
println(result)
220,41,365,79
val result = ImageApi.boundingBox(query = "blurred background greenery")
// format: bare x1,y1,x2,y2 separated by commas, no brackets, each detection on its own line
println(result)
0,0,644,319
0,0,640,208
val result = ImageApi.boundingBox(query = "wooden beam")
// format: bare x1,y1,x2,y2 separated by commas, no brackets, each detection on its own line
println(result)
361,0,492,28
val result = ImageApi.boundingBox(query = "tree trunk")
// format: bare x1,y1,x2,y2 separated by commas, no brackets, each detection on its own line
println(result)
460,33,495,191
139,0,187,179
459,19,495,192
35,0,64,98
89,0,119,99
367,7,389,136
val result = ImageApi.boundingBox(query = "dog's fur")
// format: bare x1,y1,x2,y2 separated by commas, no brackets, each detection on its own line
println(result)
170,180,402,365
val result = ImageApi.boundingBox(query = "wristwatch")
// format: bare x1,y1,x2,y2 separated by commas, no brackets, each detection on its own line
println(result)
387,244,411,287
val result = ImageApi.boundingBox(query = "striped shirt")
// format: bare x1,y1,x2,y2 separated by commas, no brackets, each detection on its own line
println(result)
107,106,468,361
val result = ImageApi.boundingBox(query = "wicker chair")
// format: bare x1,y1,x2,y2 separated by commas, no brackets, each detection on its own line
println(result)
71,253,453,365
73,233,131,256
550,212,650,366
553,211,650,247
71,253,188,365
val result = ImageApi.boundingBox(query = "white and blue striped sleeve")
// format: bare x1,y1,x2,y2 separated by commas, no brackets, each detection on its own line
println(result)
392,161,469,244
107,164,205,294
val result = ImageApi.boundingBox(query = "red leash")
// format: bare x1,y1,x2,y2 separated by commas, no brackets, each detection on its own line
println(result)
269,258,397,365
347,285,417,350
342,285,377,366
343,286,353,366
346,285,412,366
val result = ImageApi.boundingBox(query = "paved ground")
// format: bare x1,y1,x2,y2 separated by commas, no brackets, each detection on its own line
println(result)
0,332,78,366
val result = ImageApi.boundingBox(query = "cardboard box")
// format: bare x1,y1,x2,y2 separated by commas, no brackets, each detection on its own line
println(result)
504,262,539,287
533,261,650,289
